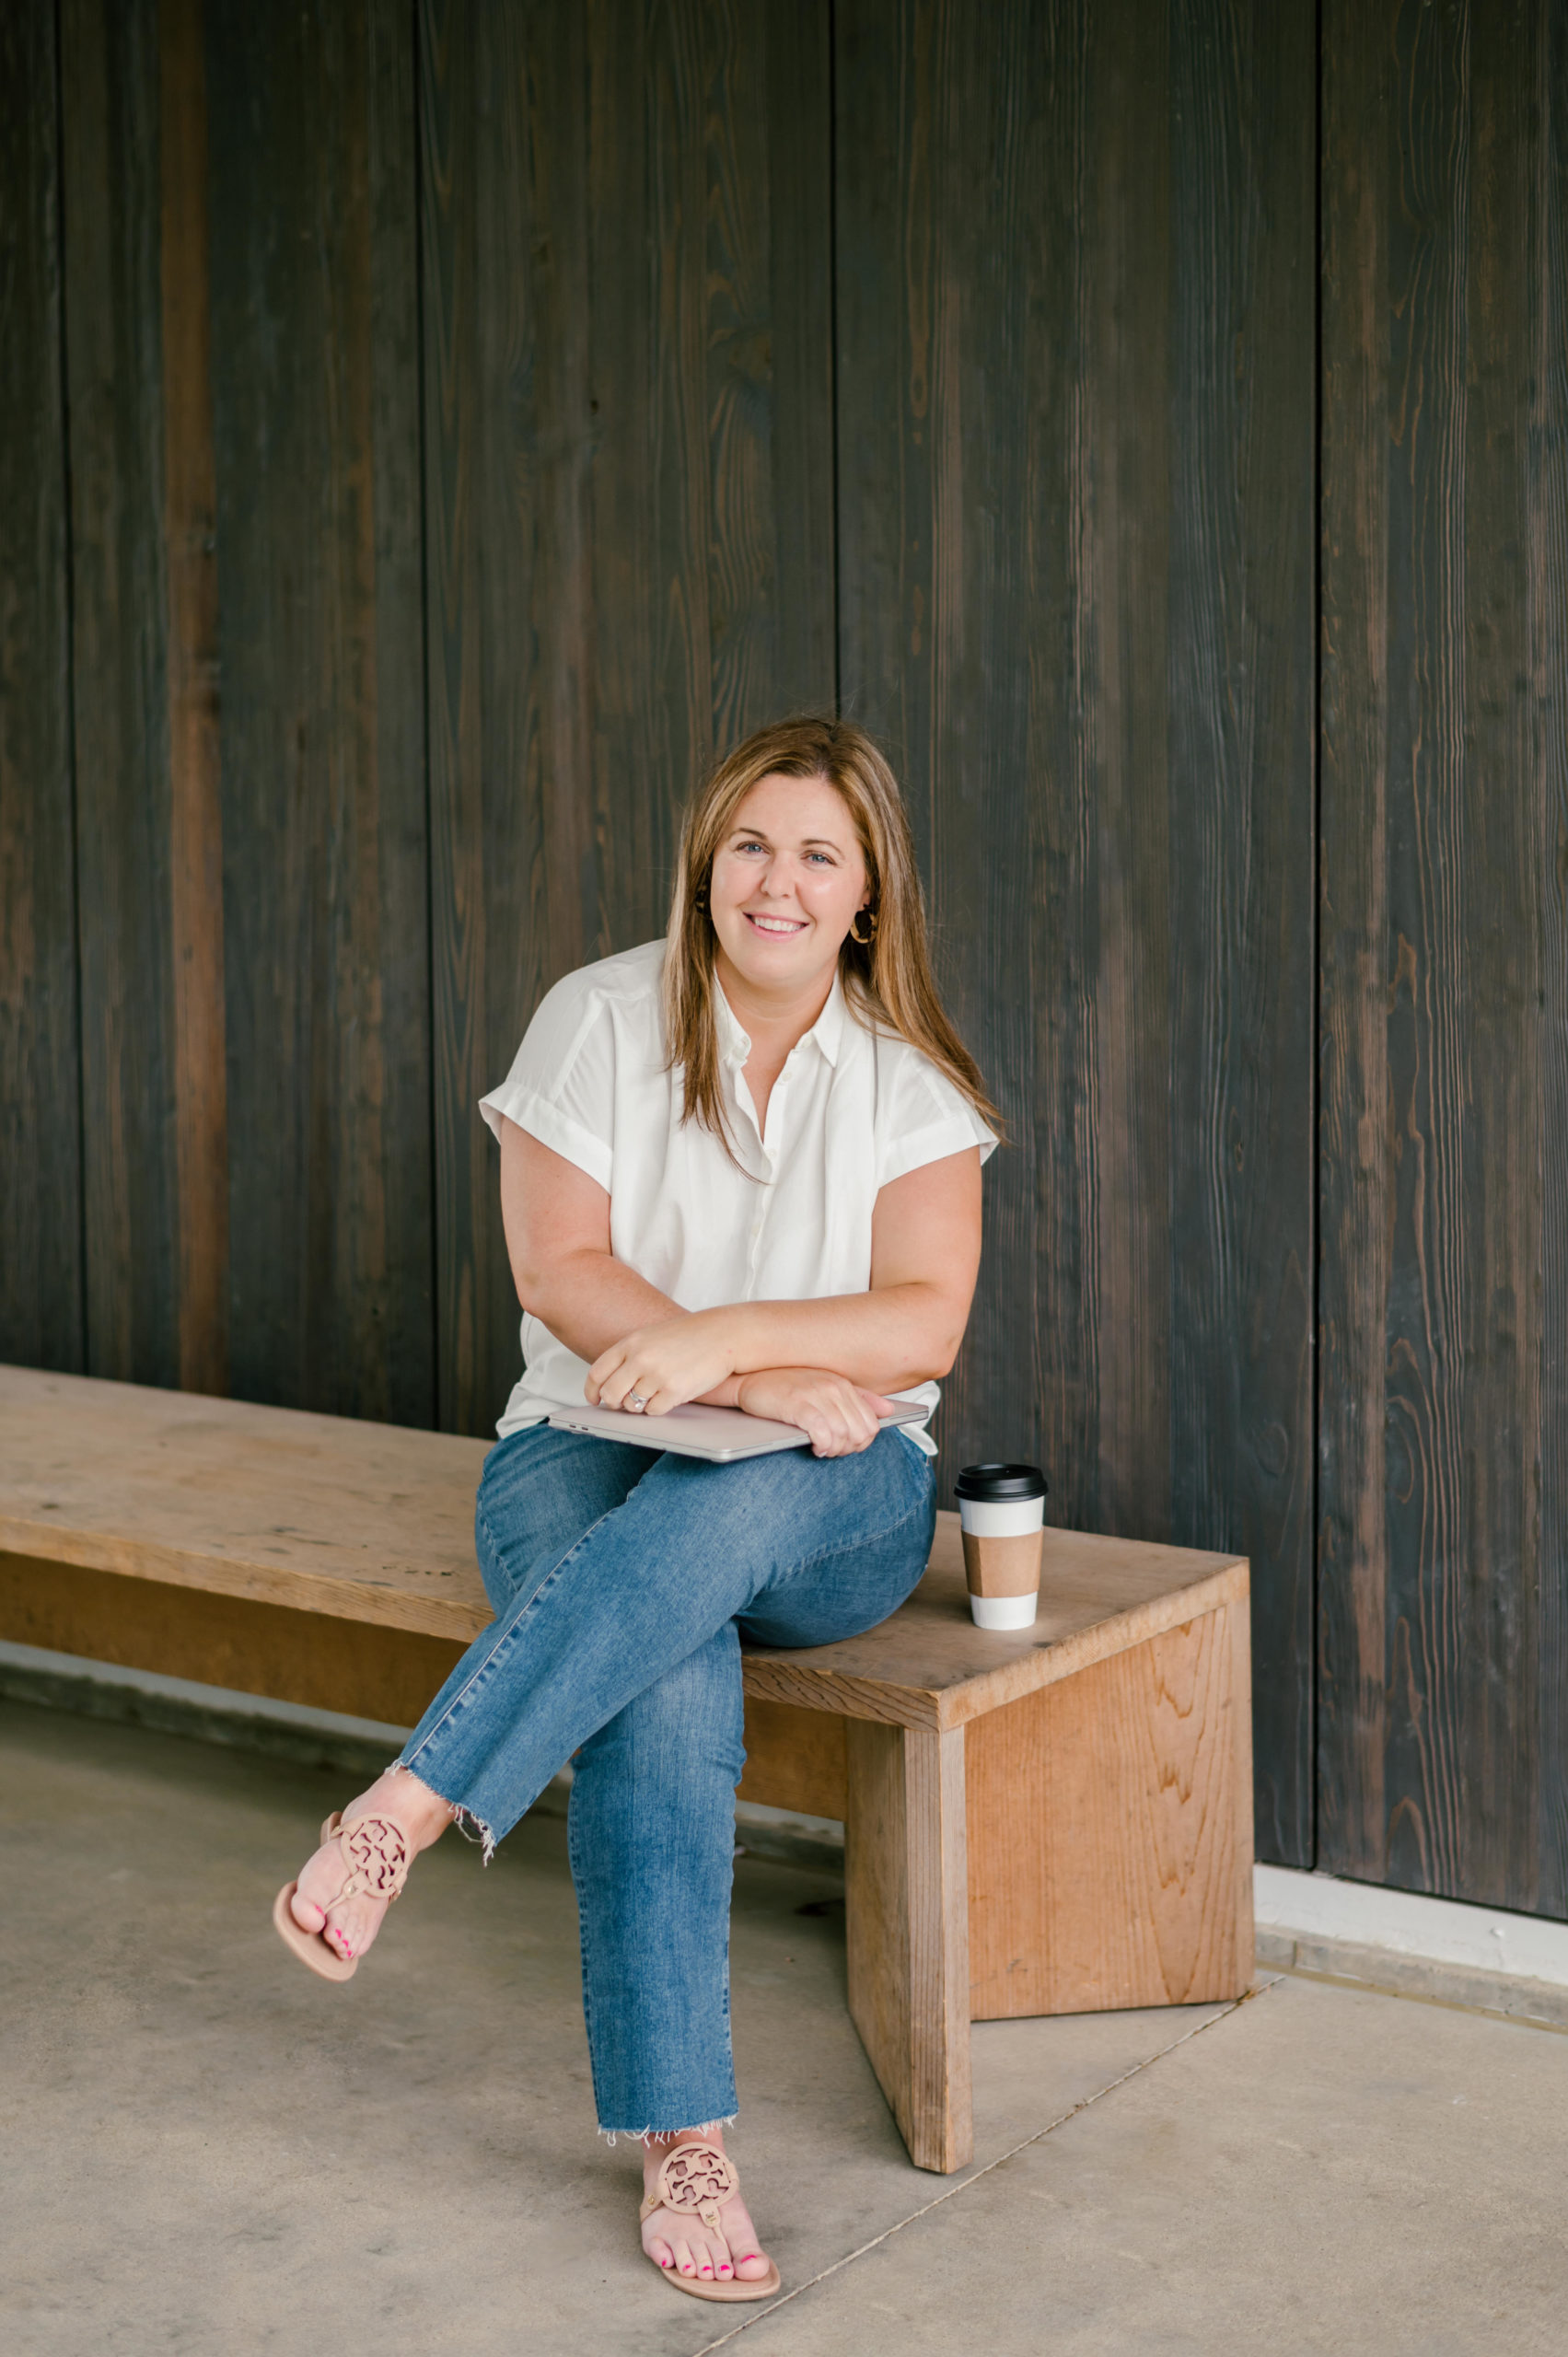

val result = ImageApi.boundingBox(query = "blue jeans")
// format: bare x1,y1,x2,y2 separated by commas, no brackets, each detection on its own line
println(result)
397,1422,935,2136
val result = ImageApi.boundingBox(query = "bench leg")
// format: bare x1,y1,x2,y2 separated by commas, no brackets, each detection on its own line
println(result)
844,1720,973,2173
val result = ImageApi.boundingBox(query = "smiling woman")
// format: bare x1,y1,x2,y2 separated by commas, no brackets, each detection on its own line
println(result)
664,719,999,1158
272,716,1000,2308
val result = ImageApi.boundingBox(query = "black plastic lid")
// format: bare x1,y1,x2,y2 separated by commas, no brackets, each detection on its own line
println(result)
954,1461,1048,1503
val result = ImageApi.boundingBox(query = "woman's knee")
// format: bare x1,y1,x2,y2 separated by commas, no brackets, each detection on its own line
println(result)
474,1423,645,1609
575,1635,746,1798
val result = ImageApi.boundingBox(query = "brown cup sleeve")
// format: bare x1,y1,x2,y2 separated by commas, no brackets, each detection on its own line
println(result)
961,1528,1044,1599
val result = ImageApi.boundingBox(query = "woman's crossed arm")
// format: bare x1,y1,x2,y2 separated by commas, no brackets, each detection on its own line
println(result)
498,1118,981,1456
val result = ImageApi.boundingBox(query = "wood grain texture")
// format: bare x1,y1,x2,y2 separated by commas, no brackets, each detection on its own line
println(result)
0,0,82,1375
1318,0,1568,1913
157,0,227,1396
419,0,836,1436
966,1601,1253,2017
206,0,431,1424
0,1368,491,1640
833,0,1316,1865
17,0,1562,1923
742,1511,1247,1732
0,1554,463,1725
845,1719,972,2172
737,1696,847,1818
0,1372,1240,1742
61,0,184,1387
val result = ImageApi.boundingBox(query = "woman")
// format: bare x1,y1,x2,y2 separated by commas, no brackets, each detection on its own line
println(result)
273,716,999,2304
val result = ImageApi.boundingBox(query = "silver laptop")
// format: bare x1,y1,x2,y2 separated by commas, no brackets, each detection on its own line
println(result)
547,1398,930,1462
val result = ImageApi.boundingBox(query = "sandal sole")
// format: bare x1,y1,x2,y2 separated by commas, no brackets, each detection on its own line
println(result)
272,1813,358,1982
647,2258,782,2304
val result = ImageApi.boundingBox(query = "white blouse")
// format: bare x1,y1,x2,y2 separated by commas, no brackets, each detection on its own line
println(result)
479,938,996,1449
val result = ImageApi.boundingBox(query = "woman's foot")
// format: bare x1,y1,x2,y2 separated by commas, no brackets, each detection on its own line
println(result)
640,2128,772,2285
288,1769,454,1966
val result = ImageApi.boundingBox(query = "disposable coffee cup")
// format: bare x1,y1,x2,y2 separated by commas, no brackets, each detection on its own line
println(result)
956,1463,1049,1630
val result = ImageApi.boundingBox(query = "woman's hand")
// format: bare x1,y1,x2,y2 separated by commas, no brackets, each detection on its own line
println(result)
734,1368,900,1457
586,1311,743,1417
587,1316,900,1457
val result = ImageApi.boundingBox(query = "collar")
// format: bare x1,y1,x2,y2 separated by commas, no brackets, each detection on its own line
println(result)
712,969,846,1071
713,977,751,1068
807,970,846,1068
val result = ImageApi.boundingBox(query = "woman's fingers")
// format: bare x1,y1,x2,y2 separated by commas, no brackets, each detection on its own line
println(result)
584,1341,627,1404
806,1382,881,1455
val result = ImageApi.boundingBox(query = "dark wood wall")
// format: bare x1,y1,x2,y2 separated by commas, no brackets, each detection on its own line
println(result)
418,0,838,1436
835,0,1316,1864
1318,0,1568,1913
1,0,1563,1909
1,0,80,1376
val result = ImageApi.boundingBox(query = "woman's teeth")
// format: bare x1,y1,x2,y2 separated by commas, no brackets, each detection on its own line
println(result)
748,913,805,934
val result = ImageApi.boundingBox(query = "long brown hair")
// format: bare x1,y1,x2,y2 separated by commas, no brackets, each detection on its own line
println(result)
663,716,1003,1147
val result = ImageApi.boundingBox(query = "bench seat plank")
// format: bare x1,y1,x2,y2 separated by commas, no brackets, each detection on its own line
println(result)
2,1368,1245,1731
0,1367,492,1640
741,1516,1246,1731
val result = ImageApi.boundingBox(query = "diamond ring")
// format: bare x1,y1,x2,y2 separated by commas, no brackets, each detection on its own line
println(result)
627,1391,647,1411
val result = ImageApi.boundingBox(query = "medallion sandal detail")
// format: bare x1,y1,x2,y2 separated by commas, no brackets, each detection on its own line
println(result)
639,2142,782,2303
272,1810,415,1981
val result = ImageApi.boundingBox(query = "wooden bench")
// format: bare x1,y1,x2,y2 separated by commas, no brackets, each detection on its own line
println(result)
0,1365,1254,2172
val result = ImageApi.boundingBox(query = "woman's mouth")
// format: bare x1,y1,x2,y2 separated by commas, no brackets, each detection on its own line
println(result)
744,911,807,936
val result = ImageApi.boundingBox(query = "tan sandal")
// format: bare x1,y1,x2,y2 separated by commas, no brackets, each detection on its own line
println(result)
272,1809,415,1982
639,2141,782,2304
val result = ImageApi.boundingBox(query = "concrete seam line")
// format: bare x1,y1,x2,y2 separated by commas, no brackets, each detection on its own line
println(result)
688,1977,1284,2353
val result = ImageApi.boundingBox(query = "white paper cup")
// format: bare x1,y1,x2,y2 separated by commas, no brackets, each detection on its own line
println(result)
956,1465,1048,1630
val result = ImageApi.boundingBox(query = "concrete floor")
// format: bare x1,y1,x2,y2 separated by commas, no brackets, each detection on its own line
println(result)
4,1702,1567,2357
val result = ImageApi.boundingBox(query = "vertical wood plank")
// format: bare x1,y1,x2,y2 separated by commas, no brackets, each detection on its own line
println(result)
419,0,596,1438
845,1721,913,2136
736,1697,848,1819
59,0,226,1394
835,0,1316,1865
1533,0,1568,1913
1317,0,1391,1887
158,0,227,1395
1165,0,1317,1867
61,0,181,1386
422,0,836,1436
1318,0,1568,1913
206,0,431,1423
965,1605,1254,2018
0,0,82,1373
845,1719,972,2173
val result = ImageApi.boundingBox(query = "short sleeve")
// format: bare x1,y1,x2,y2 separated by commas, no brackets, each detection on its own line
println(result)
478,973,616,1192
875,1042,998,1190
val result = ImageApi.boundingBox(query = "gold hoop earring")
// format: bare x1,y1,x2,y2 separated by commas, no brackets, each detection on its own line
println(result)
692,881,710,914
849,907,877,946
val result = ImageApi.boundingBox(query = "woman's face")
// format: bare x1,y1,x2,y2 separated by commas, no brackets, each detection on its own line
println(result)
707,771,870,1001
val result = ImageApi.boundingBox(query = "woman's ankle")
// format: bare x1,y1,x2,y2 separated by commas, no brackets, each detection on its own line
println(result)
642,2123,730,2175
357,1765,455,1848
